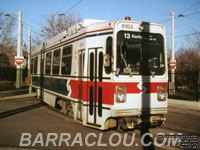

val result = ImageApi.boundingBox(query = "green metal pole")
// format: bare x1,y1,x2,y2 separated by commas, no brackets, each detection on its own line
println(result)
16,67,20,89
20,67,23,87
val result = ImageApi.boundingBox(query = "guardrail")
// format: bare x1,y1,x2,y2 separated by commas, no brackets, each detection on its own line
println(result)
0,67,28,91
168,71,199,102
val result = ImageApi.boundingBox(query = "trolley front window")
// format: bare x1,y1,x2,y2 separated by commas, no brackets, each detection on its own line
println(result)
117,31,165,76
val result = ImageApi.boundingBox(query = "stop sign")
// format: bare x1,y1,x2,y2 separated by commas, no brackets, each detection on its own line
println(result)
170,60,176,70
15,56,24,65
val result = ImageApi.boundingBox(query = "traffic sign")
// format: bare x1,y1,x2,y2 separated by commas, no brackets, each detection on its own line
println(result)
170,60,176,70
15,56,24,66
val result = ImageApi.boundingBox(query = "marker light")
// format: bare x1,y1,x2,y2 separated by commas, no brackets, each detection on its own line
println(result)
125,16,131,20
157,84,167,101
116,85,126,103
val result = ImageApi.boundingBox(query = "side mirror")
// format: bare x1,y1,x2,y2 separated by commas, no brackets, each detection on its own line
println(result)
104,54,111,67
115,68,120,77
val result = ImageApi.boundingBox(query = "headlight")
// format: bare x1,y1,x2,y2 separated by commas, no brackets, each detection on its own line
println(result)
116,85,126,103
157,84,167,101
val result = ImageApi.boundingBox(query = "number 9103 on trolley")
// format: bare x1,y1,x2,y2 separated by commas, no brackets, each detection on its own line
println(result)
31,17,168,130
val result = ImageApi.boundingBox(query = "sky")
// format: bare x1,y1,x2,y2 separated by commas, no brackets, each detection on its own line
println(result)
0,0,200,52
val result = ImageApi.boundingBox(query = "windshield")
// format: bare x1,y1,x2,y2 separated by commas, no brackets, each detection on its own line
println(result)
117,31,165,76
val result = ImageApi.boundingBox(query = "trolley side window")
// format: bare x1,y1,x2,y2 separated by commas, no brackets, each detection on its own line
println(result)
53,49,60,75
105,36,113,74
45,52,52,75
31,58,34,74
34,56,38,74
62,46,72,75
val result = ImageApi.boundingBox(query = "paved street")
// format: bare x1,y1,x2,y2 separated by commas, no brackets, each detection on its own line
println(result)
163,104,200,135
0,95,199,150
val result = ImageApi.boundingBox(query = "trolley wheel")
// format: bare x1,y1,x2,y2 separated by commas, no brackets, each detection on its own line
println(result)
55,99,74,118
66,102,74,118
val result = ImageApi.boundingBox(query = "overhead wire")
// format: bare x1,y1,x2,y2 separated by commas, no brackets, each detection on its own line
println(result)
25,0,83,45
0,11,41,36
180,1,200,14
1,0,83,35
57,0,72,13
41,0,73,17
129,0,170,15
0,0,83,42
158,1,200,48
62,0,83,14
185,16,200,20
167,32,200,39
165,19,200,29
157,11,200,25
184,11,200,17
155,0,200,24
129,0,174,26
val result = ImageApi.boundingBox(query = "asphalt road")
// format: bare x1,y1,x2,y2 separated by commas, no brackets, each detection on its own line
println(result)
0,95,199,150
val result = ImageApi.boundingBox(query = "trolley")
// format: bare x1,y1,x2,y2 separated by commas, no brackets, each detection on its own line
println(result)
31,17,168,130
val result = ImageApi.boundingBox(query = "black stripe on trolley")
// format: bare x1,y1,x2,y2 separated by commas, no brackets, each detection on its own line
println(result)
39,89,111,110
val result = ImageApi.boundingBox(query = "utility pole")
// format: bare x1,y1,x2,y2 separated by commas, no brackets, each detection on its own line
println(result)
20,24,24,87
16,11,22,89
171,11,175,94
28,27,32,94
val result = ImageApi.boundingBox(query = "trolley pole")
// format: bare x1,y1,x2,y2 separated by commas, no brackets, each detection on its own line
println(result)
171,11,175,94
28,27,32,94
16,11,22,89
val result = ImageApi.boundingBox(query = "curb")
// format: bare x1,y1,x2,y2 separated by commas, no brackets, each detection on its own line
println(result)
0,93,36,101
0,89,29,98
168,99,200,109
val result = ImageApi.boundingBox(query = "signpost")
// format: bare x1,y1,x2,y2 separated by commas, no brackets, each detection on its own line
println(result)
16,11,23,89
171,12,175,94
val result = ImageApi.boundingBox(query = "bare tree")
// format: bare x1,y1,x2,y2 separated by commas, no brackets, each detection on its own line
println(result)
185,29,200,52
176,48,200,71
40,12,81,40
0,12,16,52
32,34,42,47
176,30,200,72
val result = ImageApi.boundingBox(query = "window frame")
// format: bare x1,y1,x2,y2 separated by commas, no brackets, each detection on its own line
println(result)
105,36,113,74
45,51,52,75
33,56,38,75
116,31,165,76
61,45,73,75
31,57,34,75
52,48,61,75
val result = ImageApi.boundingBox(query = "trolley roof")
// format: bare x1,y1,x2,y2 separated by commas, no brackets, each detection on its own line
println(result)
32,18,165,54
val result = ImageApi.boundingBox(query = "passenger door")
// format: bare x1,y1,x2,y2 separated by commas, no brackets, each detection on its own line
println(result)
87,48,104,126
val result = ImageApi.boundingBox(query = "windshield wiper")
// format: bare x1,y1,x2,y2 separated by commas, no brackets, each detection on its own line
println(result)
120,42,132,77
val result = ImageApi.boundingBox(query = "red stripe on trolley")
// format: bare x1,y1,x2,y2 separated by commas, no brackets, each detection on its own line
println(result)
69,80,168,105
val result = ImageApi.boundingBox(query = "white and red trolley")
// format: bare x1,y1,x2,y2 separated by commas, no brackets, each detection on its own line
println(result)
31,17,168,130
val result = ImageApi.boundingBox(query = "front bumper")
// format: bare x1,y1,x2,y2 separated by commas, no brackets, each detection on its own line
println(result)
113,107,167,117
